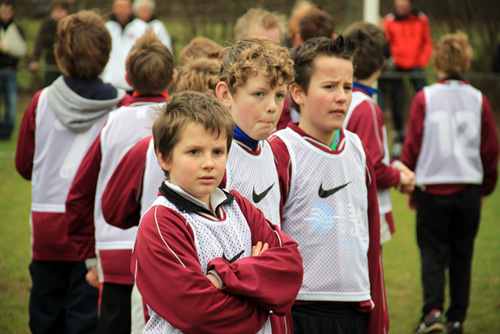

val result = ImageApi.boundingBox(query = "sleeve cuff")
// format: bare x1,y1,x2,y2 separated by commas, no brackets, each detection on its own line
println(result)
391,160,403,169
84,258,98,269
207,269,224,288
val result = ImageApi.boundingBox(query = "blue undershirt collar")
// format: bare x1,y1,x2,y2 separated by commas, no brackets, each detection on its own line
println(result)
353,81,378,97
233,125,259,151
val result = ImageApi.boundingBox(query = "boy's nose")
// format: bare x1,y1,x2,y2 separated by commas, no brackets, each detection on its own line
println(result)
335,88,348,102
202,154,215,169
267,99,277,113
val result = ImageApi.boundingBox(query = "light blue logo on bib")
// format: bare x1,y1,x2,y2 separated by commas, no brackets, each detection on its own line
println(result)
305,203,335,234
340,236,363,254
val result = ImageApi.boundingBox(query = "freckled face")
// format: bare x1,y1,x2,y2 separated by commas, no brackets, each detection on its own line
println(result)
229,73,287,141
158,123,228,207
293,55,353,144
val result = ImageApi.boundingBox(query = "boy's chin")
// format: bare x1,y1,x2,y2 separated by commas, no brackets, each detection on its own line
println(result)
253,129,275,141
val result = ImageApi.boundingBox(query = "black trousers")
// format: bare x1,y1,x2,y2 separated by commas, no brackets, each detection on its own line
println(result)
378,67,427,136
97,282,133,334
29,260,98,334
292,303,366,334
416,185,481,322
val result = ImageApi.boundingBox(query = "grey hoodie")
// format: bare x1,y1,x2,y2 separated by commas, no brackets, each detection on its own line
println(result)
47,76,126,133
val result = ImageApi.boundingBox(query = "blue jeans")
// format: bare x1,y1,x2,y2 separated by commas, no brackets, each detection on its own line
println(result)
378,67,427,139
0,69,18,140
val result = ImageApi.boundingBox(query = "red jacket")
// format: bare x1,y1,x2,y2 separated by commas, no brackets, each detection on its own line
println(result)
384,10,433,70
133,189,303,333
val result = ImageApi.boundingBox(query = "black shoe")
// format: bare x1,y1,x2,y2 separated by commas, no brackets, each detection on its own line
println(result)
415,309,444,334
446,321,463,334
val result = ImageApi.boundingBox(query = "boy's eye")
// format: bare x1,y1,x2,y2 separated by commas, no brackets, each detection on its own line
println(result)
344,85,353,91
276,93,285,99
188,149,199,155
213,149,224,156
254,92,264,97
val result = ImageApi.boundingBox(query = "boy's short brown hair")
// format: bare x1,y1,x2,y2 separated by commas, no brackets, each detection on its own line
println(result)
291,35,355,93
234,8,286,44
343,21,386,80
54,10,111,79
173,58,220,94
153,91,234,178
299,7,334,42
434,31,473,78
126,29,175,94
290,35,355,110
219,36,294,95
288,1,315,43
51,0,68,11
179,37,222,66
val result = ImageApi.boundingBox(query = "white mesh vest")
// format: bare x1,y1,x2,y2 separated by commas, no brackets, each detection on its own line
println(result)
95,103,162,251
140,138,165,219
31,89,108,213
143,194,272,334
415,82,483,186
345,91,392,215
275,128,371,302
225,141,281,227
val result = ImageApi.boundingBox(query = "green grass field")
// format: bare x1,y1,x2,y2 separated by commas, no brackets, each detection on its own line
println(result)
0,95,499,333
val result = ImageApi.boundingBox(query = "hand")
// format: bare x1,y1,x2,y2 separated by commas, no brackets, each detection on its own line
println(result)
393,160,410,173
28,61,39,71
206,272,222,289
251,241,269,256
398,169,415,194
85,266,99,288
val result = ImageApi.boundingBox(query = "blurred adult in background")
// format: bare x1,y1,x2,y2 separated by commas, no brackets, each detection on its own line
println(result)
102,0,147,92
379,0,433,158
28,0,68,87
0,0,27,140
132,0,172,53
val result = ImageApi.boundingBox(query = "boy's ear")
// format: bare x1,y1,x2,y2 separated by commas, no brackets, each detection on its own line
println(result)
157,150,170,172
170,68,178,87
294,33,303,46
290,83,305,106
125,73,131,87
215,82,232,109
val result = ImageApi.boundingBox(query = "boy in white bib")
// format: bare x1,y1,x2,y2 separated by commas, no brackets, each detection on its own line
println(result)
269,36,389,334
215,37,294,228
401,32,499,334
132,91,303,334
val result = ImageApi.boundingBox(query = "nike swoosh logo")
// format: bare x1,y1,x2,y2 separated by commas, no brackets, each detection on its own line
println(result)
252,183,275,203
222,250,245,263
318,182,351,198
